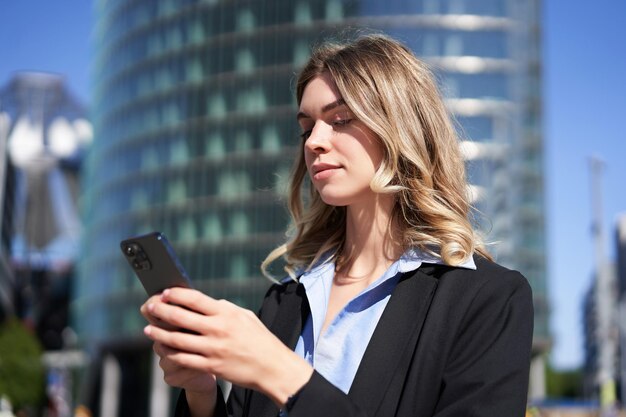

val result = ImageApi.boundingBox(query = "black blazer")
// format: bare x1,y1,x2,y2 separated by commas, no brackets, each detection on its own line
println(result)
176,256,534,417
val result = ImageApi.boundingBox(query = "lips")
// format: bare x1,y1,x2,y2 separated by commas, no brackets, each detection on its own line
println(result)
311,163,341,180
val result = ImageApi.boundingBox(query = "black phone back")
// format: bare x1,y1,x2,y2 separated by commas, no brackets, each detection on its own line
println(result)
120,231,192,295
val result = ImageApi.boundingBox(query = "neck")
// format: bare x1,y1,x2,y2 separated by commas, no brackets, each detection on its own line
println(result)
337,194,403,282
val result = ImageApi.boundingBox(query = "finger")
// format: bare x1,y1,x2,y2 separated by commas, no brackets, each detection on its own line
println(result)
161,358,216,390
154,350,206,388
144,324,209,356
147,328,222,373
161,288,229,317
146,300,212,334
154,341,179,361
155,343,189,374
162,365,202,389
140,294,165,319
155,345,206,378
141,297,181,330
143,311,175,329
153,341,197,366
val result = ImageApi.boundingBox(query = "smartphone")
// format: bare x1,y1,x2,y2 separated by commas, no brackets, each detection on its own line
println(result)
120,231,192,296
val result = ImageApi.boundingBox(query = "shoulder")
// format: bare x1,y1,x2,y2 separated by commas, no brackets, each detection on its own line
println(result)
420,255,533,317
472,255,532,299
424,255,530,292
416,256,534,362
413,258,534,413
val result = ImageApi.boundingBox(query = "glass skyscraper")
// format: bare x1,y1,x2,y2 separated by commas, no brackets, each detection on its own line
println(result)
77,0,548,411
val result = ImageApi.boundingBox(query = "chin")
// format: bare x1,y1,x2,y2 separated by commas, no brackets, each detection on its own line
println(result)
318,193,351,207
316,186,371,207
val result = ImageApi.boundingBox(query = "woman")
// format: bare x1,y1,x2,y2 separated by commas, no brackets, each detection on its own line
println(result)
141,34,534,417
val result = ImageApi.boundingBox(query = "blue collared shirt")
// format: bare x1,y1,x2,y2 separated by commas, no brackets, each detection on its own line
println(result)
294,248,476,394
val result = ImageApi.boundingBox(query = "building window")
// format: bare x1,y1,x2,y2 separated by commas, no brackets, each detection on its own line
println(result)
170,136,189,165
207,94,227,118
423,34,438,56
236,48,256,74
230,211,249,237
167,177,187,203
236,8,256,32
205,132,225,159
156,65,173,90
293,41,310,67
147,33,162,57
234,130,252,153
137,73,152,95
165,100,177,126
445,73,508,100
158,0,176,17
237,86,267,114
424,0,440,14
131,189,149,210
179,216,198,243
219,171,250,199
456,116,493,141
463,0,506,17
188,17,204,44
230,254,249,279
447,0,464,14
445,34,463,56
141,146,160,170
261,124,280,154
295,2,312,24
187,56,203,82
203,213,223,242
326,0,343,21
167,24,183,51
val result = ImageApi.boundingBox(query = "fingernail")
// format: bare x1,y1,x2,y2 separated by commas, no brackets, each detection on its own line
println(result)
144,325,151,335
147,303,154,312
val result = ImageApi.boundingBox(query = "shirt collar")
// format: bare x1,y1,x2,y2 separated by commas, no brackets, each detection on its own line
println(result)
399,248,476,272
299,247,476,285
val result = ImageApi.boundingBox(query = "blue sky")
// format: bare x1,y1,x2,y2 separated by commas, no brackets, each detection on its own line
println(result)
1,1,625,370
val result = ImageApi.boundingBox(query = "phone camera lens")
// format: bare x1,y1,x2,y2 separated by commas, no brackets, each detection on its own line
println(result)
132,259,151,271
125,245,135,256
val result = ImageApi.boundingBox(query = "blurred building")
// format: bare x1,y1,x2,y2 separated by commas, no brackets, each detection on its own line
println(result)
78,0,548,414
582,214,626,403
0,105,16,322
617,214,626,403
583,275,599,399
0,73,92,348
617,215,626,298
0,73,92,417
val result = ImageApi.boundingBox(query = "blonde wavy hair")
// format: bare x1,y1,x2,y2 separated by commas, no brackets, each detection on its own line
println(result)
262,34,491,279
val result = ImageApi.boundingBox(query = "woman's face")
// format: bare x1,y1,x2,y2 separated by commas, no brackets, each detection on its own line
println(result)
297,73,384,207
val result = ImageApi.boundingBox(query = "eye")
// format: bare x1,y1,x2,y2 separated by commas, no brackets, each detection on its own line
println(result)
330,110,353,128
299,130,312,140
332,119,352,127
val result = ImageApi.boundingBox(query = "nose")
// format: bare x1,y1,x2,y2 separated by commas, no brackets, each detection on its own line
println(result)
304,122,331,154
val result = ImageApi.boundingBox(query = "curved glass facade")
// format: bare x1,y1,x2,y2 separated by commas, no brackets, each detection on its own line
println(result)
78,0,547,366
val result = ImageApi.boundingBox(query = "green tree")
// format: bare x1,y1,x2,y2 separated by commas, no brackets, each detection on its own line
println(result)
0,318,45,410
546,364,584,398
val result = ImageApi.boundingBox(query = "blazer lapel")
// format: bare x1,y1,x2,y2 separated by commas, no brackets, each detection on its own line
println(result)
247,281,310,417
348,268,438,417
268,281,310,349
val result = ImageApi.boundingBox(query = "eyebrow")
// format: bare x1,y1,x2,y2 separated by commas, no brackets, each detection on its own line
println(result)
296,98,346,121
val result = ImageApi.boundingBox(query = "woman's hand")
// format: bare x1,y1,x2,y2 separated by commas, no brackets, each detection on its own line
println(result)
141,293,218,417
141,287,313,407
